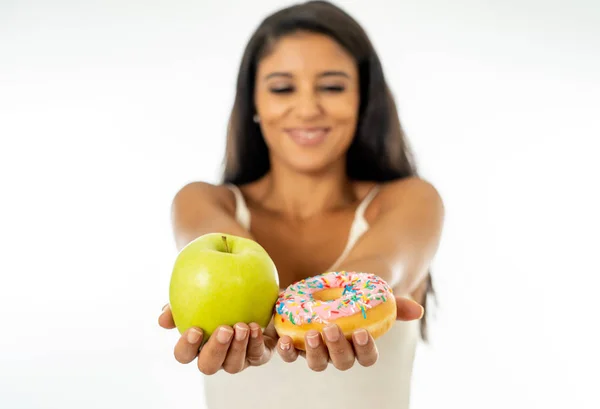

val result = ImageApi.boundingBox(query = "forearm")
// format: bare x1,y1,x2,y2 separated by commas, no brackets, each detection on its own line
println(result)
335,179,444,297
335,255,427,296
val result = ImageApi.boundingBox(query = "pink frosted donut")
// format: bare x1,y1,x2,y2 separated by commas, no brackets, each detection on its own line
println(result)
273,271,397,350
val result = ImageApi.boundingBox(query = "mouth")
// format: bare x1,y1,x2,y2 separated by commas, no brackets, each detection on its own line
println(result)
284,127,331,146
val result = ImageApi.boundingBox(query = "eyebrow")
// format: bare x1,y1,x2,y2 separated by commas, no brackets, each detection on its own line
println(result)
264,70,350,80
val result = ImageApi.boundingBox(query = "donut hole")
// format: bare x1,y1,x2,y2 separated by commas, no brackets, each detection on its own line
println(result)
312,287,345,301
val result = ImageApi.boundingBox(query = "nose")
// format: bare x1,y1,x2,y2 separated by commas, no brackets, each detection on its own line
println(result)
293,89,323,120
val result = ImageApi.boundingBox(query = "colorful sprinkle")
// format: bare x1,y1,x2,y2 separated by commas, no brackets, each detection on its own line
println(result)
275,271,394,326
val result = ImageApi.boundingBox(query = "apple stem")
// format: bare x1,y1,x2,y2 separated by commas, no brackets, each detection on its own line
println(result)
221,235,230,253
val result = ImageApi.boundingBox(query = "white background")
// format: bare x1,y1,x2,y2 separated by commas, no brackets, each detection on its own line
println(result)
1,0,599,408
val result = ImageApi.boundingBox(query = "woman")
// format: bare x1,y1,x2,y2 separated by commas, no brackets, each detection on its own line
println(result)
158,1,444,408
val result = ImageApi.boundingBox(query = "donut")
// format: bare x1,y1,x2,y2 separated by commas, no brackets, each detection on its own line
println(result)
273,271,397,350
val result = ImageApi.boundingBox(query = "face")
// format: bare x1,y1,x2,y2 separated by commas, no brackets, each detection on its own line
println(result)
254,32,360,175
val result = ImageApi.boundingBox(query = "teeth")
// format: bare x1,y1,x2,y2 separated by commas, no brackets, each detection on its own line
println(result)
297,131,323,139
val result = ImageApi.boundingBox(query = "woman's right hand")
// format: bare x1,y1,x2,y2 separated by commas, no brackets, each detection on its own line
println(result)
158,304,278,375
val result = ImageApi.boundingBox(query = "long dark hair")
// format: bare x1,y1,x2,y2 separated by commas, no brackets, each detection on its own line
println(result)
220,0,436,341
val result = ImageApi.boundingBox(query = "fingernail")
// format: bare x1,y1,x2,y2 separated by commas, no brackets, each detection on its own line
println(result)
323,325,339,342
354,329,368,346
409,298,424,314
161,304,169,312
280,341,290,351
418,305,425,319
306,333,320,348
250,325,260,339
234,324,248,341
187,328,202,344
216,327,233,344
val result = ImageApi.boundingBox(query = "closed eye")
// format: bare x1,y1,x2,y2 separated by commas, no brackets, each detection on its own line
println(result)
270,87,293,94
269,86,346,94
320,85,345,92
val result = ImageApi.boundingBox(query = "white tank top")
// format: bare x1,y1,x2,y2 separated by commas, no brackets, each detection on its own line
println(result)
200,185,420,409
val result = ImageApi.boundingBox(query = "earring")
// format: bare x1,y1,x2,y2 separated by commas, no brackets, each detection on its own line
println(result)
253,114,260,123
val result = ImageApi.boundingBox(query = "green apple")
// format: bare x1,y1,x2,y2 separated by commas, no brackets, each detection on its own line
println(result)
169,232,280,339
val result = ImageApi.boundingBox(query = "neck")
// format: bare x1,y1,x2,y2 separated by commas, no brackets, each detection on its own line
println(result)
260,160,354,221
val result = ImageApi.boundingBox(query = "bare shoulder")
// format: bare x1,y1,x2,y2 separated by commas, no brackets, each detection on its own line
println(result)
378,177,444,212
171,181,236,215
170,181,251,250
353,177,443,221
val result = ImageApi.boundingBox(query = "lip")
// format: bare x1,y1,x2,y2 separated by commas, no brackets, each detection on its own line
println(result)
284,127,331,147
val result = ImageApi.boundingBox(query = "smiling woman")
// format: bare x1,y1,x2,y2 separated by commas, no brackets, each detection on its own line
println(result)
158,1,444,409
253,32,360,174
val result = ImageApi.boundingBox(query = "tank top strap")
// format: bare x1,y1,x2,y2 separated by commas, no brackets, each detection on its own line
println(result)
327,184,381,271
225,184,251,230
354,184,381,223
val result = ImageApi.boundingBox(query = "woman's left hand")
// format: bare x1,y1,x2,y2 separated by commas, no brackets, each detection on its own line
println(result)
276,295,423,371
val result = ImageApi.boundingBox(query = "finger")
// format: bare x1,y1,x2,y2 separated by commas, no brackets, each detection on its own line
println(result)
246,323,270,366
173,327,203,364
158,304,176,329
262,319,279,351
322,324,355,371
304,330,329,372
352,329,379,367
197,326,234,375
395,296,425,321
276,335,299,363
222,323,250,374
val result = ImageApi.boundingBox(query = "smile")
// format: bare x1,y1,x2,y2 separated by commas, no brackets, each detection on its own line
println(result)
284,127,331,146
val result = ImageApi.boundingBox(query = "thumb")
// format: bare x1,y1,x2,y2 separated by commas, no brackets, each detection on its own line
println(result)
394,296,424,321
158,304,176,329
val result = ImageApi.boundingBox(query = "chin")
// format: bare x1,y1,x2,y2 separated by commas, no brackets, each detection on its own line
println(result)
281,154,343,176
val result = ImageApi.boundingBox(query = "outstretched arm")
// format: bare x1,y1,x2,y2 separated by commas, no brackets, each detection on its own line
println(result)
337,177,445,297
160,182,276,375
276,177,445,371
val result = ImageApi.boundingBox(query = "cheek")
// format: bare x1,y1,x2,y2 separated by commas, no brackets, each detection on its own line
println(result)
254,95,284,148
322,95,360,124
255,93,289,122
323,95,360,149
